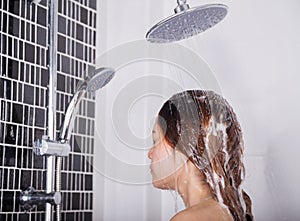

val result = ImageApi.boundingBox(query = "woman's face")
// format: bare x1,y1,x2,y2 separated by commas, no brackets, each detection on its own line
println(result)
148,121,188,189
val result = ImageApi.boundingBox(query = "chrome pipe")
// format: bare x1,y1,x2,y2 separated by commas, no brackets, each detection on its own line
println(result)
56,157,62,221
46,0,58,220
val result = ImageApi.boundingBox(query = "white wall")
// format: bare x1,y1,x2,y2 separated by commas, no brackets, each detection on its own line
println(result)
94,0,300,220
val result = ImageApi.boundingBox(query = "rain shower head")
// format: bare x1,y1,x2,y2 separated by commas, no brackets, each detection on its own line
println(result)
59,67,115,142
146,2,228,43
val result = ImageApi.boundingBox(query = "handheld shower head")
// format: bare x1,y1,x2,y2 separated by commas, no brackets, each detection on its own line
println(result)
146,2,228,43
76,67,115,93
84,67,115,92
59,67,115,142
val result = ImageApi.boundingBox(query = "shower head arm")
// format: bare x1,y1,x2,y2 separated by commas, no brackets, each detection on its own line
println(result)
59,88,86,143
175,0,189,13
177,0,187,5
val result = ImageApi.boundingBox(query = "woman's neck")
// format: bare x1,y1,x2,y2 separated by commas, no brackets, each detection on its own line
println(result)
176,161,213,208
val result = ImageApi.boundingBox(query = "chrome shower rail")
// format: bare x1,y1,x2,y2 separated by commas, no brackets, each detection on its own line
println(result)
47,0,58,220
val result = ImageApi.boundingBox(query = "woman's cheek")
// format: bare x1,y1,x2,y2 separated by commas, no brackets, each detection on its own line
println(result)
151,150,188,182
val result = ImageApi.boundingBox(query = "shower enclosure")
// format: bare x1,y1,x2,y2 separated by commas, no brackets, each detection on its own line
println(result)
2,0,300,220
0,0,97,220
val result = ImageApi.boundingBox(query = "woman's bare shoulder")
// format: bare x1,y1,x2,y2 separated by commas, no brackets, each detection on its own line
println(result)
170,202,233,221
170,209,195,221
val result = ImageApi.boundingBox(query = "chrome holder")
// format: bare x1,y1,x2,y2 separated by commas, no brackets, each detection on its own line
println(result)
33,135,70,157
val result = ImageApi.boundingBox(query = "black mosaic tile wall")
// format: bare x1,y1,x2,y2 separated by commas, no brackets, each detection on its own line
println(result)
0,0,97,220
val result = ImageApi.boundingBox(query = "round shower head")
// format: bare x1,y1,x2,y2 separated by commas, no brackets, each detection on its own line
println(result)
86,67,115,92
146,4,228,43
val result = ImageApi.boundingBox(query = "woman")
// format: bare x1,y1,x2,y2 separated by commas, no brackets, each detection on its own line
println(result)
148,90,253,221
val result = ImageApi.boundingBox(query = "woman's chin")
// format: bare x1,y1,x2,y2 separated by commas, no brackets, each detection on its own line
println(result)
152,180,161,189
152,179,172,190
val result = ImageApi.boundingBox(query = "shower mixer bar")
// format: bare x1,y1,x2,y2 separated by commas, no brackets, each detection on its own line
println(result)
27,67,115,219
19,187,61,212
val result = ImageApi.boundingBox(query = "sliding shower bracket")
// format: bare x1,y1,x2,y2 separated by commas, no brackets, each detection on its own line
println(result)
33,135,70,157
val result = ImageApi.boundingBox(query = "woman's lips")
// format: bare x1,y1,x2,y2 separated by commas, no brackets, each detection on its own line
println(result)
150,165,153,173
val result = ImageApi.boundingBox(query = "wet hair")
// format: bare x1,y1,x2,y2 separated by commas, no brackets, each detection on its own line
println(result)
157,90,253,221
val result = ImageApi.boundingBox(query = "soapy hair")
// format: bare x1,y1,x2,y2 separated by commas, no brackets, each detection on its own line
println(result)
157,90,253,221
